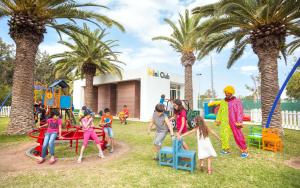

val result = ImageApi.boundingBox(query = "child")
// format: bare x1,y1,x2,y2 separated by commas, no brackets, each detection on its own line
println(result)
181,116,220,175
79,106,87,122
172,99,189,149
101,108,114,153
159,94,165,104
77,109,105,163
148,104,175,160
166,99,174,117
39,105,47,126
119,105,129,125
37,110,63,164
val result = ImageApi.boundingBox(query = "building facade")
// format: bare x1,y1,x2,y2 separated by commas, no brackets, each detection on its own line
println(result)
73,67,197,121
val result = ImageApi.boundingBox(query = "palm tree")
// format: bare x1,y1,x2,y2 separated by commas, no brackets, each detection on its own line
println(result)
0,0,124,134
287,38,300,55
193,0,300,129
152,10,202,109
52,25,123,112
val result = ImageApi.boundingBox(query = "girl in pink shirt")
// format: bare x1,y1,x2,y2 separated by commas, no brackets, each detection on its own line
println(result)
77,110,105,163
37,110,63,164
172,99,189,149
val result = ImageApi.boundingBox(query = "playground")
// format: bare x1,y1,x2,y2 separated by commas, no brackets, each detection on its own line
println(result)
0,60,299,187
0,116,299,187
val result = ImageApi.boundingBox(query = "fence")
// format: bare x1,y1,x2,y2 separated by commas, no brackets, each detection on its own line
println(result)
198,98,300,111
250,109,300,130
0,106,11,117
1,106,299,130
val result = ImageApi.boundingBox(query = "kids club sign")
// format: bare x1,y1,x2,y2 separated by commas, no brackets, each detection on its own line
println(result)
147,68,170,79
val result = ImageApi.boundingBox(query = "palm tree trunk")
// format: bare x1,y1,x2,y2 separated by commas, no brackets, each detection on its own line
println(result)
6,37,40,135
256,48,281,129
84,73,97,112
184,65,193,109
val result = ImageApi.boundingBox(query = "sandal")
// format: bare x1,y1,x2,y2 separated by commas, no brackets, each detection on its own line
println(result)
37,158,45,164
208,169,212,175
199,164,205,172
49,157,57,165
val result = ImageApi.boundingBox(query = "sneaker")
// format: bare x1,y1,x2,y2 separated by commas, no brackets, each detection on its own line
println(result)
220,150,231,155
199,164,205,172
77,156,82,163
109,148,114,153
98,153,105,158
153,156,159,161
241,152,248,158
106,143,110,147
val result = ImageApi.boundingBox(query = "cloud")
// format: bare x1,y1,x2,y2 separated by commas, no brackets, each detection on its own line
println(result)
93,0,112,6
100,0,219,43
118,43,181,71
99,0,222,72
240,65,258,75
100,0,177,43
39,43,70,55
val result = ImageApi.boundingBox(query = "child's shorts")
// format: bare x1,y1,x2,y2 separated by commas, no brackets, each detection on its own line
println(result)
153,132,167,146
83,130,100,147
104,127,114,138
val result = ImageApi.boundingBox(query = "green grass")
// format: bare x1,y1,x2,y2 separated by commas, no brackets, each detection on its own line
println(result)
0,117,30,143
0,117,300,188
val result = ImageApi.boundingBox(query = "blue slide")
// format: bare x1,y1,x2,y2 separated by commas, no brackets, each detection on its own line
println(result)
0,92,11,112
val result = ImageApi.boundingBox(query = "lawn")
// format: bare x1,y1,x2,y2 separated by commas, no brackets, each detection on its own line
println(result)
0,116,299,188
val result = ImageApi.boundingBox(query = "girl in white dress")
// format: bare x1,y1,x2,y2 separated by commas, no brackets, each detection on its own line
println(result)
181,116,220,174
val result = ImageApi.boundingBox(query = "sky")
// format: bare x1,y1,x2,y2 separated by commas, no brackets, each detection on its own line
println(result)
0,0,299,98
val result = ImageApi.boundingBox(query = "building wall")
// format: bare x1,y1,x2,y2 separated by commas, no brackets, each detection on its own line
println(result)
116,81,140,118
97,84,117,115
139,75,170,121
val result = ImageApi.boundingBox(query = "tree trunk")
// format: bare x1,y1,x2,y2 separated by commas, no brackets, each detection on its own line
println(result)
6,37,40,135
256,47,281,129
184,65,193,109
84,73,97,112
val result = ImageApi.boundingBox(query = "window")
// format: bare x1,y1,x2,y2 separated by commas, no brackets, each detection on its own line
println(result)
170,84,181,100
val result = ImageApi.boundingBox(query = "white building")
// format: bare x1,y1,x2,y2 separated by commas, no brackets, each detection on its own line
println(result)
73,67,198,121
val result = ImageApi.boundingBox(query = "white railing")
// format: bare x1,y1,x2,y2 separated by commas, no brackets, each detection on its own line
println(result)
250,109,300,130
199,108,204,117
0,106,11,117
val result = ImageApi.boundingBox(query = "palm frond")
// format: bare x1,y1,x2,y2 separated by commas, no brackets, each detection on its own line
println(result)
286,38,300,54
53,24,123,79
227,39,249,68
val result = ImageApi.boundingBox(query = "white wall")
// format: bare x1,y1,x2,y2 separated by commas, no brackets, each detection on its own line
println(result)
140,72,171,121
73,79,85,110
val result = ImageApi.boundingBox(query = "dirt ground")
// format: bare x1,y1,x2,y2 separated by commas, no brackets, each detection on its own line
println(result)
285,157,300,170
0,141,130,176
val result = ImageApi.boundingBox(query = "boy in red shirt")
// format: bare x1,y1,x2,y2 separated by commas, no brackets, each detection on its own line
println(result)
101,108,114,153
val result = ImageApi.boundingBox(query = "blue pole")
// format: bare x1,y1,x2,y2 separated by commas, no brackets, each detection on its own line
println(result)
0,92,12,112
265,58,300,128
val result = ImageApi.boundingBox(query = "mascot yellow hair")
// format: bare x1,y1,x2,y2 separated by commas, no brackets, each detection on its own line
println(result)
224,85,235,94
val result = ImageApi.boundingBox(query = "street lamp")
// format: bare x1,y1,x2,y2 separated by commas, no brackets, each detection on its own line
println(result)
196,73,202,109
210,55,215,99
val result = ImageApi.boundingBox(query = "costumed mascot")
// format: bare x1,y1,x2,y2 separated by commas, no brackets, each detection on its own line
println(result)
215,86,248,158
